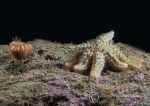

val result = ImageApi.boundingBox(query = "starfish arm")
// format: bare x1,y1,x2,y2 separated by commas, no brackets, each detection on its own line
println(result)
96,30,114,46
90,51,105,78
76,41,91,50
73,49,93,73
73,54,91,73
105,50,128,71
112,45,129,63
64,50,81,71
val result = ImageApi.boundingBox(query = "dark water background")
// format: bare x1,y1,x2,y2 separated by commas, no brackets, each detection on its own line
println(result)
0,1,149,51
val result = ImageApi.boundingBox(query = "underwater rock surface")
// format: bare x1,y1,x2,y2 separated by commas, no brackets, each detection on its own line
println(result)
0,39,150,106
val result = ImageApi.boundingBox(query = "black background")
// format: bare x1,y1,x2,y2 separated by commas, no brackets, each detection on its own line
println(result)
0,1,149,51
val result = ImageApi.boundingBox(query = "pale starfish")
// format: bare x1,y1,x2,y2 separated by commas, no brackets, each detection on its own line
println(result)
64,31,142,78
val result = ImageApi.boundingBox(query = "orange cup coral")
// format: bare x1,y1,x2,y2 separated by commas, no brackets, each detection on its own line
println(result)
9,37,33,60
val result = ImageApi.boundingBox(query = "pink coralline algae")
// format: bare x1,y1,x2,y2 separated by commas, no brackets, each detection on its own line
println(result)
69,97,89,106
48,78,67,88
47,75,90,106
133,72,145,83
123,96,144,106
97,76,111,84
113,88,126,95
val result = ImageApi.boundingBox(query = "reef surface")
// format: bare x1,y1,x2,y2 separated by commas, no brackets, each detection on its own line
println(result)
0,39,150,106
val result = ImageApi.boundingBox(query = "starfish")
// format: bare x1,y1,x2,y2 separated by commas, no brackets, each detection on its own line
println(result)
64,31,142,78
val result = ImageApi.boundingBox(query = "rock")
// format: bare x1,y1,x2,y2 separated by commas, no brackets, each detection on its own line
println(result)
0,39,149,106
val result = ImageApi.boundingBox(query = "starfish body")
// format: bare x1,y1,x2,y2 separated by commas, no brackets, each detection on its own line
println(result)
64,31,141,78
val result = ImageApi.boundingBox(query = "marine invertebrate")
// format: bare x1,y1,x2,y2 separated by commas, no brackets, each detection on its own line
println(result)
64,31,143,78
9,37,33,60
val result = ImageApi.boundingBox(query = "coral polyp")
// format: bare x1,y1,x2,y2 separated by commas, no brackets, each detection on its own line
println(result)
9,37,33,60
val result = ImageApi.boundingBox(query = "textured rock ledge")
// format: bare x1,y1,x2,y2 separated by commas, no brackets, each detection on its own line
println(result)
0,39,150,106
